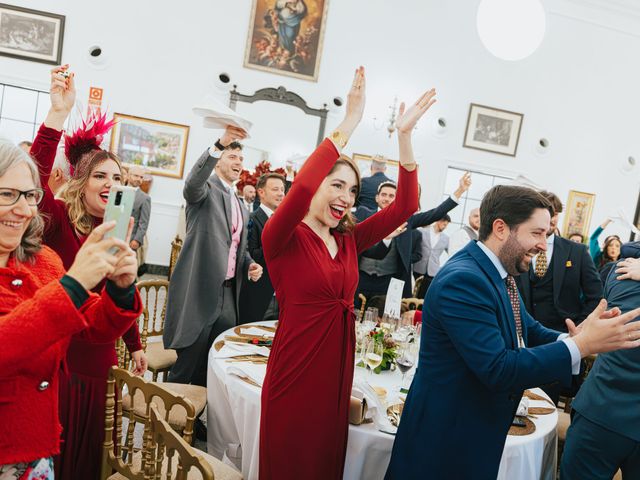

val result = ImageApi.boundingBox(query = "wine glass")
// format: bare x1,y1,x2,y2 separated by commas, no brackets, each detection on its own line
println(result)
355,325,368,369
365,339,384,377
396,342,416,388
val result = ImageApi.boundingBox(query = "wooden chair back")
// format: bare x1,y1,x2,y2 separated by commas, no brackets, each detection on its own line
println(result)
413,276,424,298
148,405,214,480
116,337,131,371
357,294,367,322
100,367,197,480
168,235,183,281
136,279,170,348
402,298,423,311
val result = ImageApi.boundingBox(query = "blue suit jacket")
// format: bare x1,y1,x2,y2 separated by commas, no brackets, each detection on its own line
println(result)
355,197,457,297
357,172,391,210
572,261,640,442
386,241,573,480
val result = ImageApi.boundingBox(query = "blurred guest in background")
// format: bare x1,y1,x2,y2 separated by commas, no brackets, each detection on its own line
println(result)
357,154,391,210
241,183,257,212
568,232,584,243
127,164,151,270
449,207,480,256
413,214,451,299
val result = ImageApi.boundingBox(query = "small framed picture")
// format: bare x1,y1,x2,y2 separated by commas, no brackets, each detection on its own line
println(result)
463,103,524,157
0,4,65,65
563,190,596,239
352,153,400,182
110,113,190,180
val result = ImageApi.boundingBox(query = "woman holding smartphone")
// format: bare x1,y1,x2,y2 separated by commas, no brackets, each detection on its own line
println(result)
29,66,147,480
0,139,141,479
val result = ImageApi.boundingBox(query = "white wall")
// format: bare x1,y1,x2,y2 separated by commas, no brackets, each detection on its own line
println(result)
1,0,639,265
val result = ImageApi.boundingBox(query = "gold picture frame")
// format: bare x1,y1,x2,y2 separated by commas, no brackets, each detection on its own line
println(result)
110,113,189,180
352,153,400,182
243,0,330,82
562,190,596,239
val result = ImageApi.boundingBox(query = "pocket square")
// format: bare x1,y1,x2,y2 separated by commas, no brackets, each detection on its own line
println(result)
566,260,572,267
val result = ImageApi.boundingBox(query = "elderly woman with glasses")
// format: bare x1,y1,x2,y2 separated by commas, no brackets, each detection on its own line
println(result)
0,140,142,479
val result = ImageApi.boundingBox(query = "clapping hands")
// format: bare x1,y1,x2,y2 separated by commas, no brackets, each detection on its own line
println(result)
395,89,437,136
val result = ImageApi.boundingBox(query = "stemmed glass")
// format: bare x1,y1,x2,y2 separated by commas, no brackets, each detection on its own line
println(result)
365,339,383,377
355,322,368,370
396,342,416,388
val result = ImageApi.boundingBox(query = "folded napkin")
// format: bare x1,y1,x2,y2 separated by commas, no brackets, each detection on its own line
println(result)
353,380,396,434
193,94,253,134
240,327,275,338
227,364,266,387
516,396,529,417
214,341,270,359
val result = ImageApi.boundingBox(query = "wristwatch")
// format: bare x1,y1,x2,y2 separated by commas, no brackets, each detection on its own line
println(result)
214,139,226,151
329,130,348,149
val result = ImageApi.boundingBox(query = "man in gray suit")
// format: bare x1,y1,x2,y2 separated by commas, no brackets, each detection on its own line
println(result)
413,214,451,299
127,165,151,268
164,126,263,387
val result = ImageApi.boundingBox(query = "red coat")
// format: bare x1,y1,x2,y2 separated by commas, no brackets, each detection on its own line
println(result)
0,246,141,465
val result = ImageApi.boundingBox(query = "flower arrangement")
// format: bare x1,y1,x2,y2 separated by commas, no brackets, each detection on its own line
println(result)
236,160,287,192
367,327,398,374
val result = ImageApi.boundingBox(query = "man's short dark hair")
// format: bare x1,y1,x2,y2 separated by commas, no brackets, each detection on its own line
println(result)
441,214,451,223
539,190,563,215
256,172,285,191
225,141,243,151
478,185,553,241
377,181,397,194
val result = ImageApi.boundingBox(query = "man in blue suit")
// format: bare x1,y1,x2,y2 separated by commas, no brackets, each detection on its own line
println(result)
356,155,392,210
386,185,640,480
561,249,640,479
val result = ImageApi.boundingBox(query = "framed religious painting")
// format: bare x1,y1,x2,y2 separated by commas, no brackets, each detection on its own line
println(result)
463,104,524,157
562,190,595,239
0,4,65,65
109,113,190,179
244,0,330,82
353,153,400,182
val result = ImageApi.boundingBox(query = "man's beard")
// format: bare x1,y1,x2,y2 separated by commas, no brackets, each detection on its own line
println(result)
498,233,539,276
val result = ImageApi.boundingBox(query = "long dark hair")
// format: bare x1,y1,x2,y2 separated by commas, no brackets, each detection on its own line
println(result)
601,235,621,266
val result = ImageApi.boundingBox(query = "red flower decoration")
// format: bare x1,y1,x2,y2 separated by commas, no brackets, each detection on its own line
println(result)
236,160,287,192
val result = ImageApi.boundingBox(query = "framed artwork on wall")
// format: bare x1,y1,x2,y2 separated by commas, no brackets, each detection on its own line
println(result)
352,153,399,182
244,0,330,82
562,190,595,239
109,113,190,180
463,103,524,157
0,4,65,65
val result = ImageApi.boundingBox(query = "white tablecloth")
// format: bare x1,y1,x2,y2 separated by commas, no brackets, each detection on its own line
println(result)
207,322,558,480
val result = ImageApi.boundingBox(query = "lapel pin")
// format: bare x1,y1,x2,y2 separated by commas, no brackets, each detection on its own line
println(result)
566,260,572,268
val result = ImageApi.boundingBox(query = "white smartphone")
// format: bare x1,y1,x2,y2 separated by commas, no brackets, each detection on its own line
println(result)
103,185,136,252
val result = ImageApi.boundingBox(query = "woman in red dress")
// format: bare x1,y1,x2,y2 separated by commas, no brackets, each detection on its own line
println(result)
29,66,147,479
259,67,437,479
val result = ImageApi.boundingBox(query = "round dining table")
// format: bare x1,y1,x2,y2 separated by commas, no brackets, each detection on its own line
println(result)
206,322,559,480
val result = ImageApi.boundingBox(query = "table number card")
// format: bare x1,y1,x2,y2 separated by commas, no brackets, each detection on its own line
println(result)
384,278,405,318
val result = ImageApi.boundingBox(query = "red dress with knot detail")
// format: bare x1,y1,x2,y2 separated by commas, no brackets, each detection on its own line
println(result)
259,139,418,479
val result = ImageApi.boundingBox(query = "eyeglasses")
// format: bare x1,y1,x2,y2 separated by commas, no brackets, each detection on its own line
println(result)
0,188,45,206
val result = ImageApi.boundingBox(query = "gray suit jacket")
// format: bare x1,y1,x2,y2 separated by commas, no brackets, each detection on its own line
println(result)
413,228,449,277
131,188,151,245
163,149,252,350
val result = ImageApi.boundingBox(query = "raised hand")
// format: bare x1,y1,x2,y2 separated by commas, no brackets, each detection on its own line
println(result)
395,89,437,135
344,66,366,127
49,65,76,114
219,125,248,148
454,172,472,198
616,257,640,281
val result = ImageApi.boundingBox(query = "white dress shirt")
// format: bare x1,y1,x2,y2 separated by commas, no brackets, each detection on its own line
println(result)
260,203,274,218
477,241,581,374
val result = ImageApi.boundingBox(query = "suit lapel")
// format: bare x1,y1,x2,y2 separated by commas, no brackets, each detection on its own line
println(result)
467,242,518,348
212,176,233,237
552,236,568,304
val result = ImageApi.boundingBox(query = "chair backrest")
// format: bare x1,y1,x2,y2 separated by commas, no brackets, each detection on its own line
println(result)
116,337,132,371
148,405,214,480
413,275,424,298
100,366,197,480
168,235,183,281
136,279,170,348
401,298,423,311
357,294,367,322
